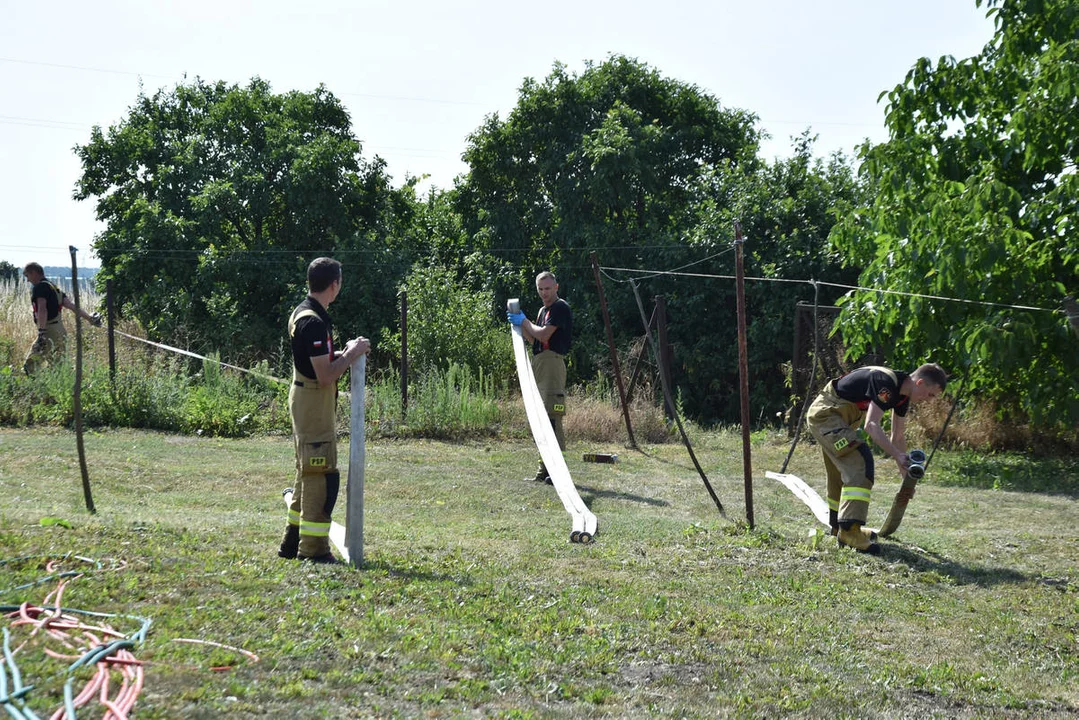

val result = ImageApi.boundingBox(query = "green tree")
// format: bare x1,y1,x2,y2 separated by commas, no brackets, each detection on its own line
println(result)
74,77,407,364
642,134,864,423
386,262,512,381
0,261,19,282
455,55,760,389
830,0,1079,428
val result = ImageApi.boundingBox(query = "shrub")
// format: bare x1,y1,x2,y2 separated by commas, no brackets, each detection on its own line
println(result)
360,364,503,440
385,264,511,380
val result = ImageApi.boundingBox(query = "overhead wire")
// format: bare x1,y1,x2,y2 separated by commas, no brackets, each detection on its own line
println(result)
599,265,1063,315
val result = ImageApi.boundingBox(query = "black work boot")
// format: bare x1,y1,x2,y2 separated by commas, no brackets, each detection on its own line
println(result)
278,525,299,559
299,552,342,565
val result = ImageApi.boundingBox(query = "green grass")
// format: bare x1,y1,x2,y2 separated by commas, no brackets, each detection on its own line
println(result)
1,427,1077,718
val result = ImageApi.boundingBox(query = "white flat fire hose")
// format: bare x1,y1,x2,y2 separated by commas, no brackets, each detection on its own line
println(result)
765,471,830,528
509,299,598,543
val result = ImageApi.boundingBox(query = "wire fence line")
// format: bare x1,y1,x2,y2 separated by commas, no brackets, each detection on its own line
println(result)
598,265,1063,315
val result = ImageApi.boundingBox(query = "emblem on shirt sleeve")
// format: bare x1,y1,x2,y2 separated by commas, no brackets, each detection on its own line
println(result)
877,388,892,404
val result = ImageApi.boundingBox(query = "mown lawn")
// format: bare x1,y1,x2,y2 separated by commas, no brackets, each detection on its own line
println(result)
1,427,1077,718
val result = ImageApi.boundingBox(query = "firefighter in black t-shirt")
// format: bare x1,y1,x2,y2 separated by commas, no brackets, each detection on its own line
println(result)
806,363,947,554
508,271,573,484
22,261,101,374
277,257,369,564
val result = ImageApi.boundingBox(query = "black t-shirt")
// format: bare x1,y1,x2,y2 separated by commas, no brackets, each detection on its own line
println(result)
31,280,64,323
290,296,334,380
833,366,911,417
532,298,572,356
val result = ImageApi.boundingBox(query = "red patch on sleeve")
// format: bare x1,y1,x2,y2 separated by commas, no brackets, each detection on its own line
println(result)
877,388,892,404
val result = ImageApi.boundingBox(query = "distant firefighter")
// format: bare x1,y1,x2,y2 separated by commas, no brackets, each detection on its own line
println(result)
21,261,100,374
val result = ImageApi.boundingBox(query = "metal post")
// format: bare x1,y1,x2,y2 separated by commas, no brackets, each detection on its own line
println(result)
106,279,116,385
589,251,637,449
625,307,657,405
346,354,367,566
781,283,821,473
654,296,676,420
400,291,408,420
733,223,754,528
629,280,724,515
69,246,95,514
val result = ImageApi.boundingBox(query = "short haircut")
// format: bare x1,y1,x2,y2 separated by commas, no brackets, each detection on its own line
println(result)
535,271,557,284
23,262,44,277
307,257,342,293
912,362,948,391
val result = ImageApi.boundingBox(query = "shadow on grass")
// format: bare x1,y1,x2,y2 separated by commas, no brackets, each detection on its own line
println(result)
576,484,670,507
360,558,474,586
624,445,731,490
935,452,1079,498
882,543,1031,587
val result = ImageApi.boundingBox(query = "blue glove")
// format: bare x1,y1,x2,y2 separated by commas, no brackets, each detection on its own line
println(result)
507,311,526,326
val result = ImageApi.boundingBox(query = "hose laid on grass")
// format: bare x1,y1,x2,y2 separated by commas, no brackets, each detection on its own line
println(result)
1,554,259,718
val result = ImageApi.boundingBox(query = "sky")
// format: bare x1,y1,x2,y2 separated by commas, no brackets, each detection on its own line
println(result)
0,0,997,270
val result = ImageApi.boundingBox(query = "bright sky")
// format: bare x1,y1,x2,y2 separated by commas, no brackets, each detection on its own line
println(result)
1,0,996,270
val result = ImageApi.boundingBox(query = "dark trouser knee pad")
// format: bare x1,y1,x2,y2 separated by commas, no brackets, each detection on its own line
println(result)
279,524,300,558
324,471,340,517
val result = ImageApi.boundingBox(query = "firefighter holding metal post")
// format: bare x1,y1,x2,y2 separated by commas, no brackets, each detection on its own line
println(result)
806,363,947,554
22,261,101,374
507,271,573,484
278,257,369,564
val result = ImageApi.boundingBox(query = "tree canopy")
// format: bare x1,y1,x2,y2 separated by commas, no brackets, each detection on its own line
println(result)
455,57,863,424
74,77,411,362
456,55,759,268
830,0,1079,427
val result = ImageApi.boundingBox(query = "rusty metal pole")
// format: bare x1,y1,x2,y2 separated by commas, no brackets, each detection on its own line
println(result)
624,307,656,405
632,284,724,516
590,251,637,449
69,246,96,514
733,223,754,528
654,296,676,420
400,291,408,421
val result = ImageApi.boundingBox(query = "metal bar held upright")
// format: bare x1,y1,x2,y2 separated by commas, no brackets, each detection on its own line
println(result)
346,354,367,566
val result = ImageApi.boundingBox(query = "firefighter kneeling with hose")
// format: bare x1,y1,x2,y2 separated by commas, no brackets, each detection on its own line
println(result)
806,363,947,554
278,257,369,565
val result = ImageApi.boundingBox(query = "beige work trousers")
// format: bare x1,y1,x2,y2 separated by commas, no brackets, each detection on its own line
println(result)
806,382,874,524
532,350,567,451
288,373,339,558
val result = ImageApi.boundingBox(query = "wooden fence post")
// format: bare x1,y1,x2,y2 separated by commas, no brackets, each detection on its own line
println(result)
69,246,95,514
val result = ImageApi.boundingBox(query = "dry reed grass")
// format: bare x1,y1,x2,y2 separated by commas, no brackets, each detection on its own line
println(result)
908,394,1078,454
564,393,673,444
0,278,153,371
495,391,673,445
